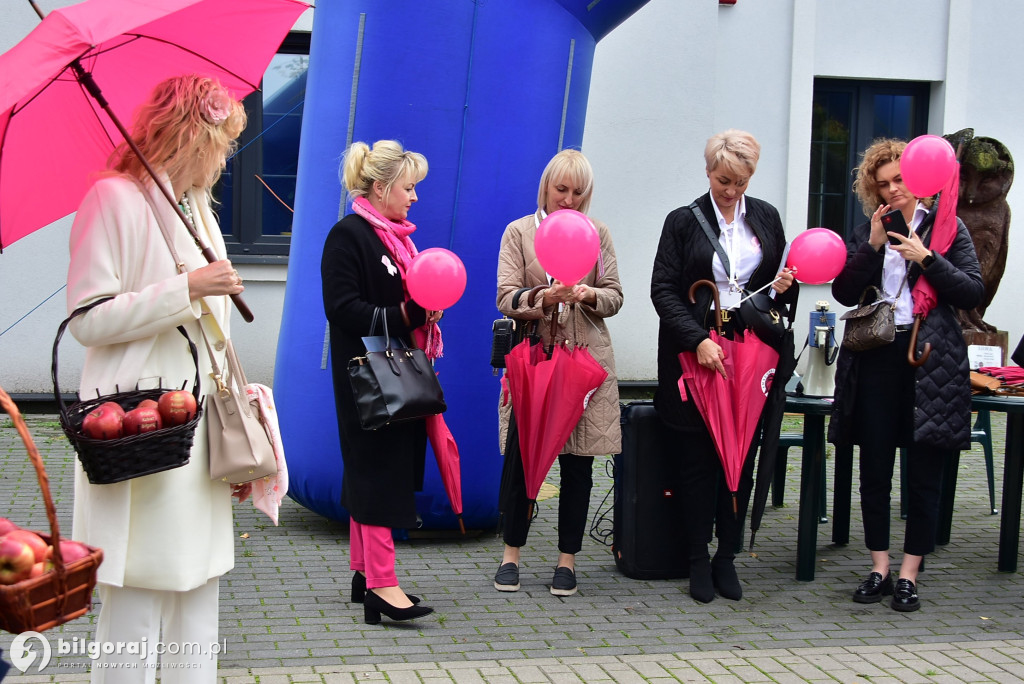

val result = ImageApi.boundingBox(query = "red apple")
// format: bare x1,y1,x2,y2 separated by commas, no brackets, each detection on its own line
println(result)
0,537,35,585
137,399,159,410
122,406,163,435
158,390,198,427
3,529,49,563
29,560,53,578
54,540,92,564
82,401,125,440
0,518,19,536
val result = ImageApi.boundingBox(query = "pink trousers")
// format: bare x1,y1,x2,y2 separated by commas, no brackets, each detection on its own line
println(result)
349,519,398,588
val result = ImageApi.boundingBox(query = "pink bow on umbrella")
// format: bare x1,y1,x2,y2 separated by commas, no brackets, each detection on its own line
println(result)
907,161,960,366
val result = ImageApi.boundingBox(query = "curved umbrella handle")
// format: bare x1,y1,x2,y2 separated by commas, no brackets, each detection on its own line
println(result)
526,284,559,357
907,315,931,367
688,279,723,335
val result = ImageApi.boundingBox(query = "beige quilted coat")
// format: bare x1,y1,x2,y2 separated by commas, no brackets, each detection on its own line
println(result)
496,212,623,457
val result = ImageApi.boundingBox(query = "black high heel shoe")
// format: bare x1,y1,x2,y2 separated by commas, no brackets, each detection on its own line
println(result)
351,572,421,604
363,589,434,625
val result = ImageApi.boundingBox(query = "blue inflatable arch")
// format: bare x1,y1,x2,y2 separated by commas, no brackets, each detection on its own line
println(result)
275,0,650,528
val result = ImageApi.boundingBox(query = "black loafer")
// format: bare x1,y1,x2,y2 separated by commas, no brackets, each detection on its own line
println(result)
891,578,921,612
853,571,893,603
493,562,520,592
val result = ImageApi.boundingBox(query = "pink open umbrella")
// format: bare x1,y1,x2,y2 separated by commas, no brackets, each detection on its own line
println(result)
0,0,310,318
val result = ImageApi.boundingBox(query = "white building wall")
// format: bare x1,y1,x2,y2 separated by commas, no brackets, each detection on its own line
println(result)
588,0,1024,379
1,0,1022,392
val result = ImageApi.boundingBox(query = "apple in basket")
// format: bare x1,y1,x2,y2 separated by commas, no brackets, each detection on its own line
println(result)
158,390,197,427
0,517,18,536
81,401,125,440
29,560,53,578
3,529,49,563
0,536,35,584
122,405,163,435
53,540,92,565
137,399,159,410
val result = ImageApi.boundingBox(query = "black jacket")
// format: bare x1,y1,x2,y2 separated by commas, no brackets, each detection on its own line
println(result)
321,213,429,527
651,193,797,431
827,206,984,449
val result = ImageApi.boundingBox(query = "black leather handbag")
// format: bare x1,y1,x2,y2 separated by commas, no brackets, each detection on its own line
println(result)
348,308,446,430
739,290,788,347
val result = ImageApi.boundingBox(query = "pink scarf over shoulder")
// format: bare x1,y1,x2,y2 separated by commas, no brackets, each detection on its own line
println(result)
352,197,442,358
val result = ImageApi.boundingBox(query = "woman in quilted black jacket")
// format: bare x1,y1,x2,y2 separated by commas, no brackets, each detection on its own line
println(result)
829,138,983,612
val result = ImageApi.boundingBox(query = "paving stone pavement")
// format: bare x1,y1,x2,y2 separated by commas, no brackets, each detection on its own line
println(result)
1,411,1024,682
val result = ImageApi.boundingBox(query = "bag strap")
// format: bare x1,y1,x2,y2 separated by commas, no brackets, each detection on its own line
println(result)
690,202,732,275
131,176,187,276
511,286,534,310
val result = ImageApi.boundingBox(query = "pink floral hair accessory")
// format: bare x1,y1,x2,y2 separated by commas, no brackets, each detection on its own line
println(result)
201,86,232,126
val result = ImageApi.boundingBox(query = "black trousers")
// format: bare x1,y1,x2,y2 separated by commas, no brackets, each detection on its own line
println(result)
677,425,756,559
502,453,594,554
854,331,949,556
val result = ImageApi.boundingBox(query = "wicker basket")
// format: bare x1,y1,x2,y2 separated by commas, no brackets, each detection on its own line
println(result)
52,299,203,484
0,387,103,634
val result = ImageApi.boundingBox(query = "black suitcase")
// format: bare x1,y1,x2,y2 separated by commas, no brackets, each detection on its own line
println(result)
612,400,689,579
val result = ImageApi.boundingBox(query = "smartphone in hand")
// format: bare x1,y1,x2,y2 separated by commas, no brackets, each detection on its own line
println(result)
882,209,910,246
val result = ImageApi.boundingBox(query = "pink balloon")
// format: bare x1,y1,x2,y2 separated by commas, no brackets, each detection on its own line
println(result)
534,209,600,284
786,228,846,285
900,135,956,197
407,248,467,310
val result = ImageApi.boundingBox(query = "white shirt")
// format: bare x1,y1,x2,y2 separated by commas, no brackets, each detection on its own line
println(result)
882,202,929,325
710,194,761,309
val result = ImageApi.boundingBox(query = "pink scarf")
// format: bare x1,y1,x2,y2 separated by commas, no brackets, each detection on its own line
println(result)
352,197,443,358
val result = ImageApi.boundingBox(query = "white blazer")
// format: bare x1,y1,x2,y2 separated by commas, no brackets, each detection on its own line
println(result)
67,173,234,591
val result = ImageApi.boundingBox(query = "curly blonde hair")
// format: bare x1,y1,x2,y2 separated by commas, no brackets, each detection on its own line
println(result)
340,140,428,204
111,75,246,196
852,138,935,217
536,149,594,215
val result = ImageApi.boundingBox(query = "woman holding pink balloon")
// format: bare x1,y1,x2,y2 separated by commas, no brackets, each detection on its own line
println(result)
321,139,440,625
651,129,797,603
494,149,623,597
828,138,982,612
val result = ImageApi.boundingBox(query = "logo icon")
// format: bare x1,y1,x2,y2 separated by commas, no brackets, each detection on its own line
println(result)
10,630,51,673
381,255,398,276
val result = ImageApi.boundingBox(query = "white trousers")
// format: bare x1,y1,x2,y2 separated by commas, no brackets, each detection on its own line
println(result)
89,578,220,684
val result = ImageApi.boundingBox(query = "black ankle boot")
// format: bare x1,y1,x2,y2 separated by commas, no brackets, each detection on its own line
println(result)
351,572,420,604
688,556,714,603
363,590,434,625
712,555,742,600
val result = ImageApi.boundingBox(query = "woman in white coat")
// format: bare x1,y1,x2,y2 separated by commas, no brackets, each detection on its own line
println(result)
66,75,249,684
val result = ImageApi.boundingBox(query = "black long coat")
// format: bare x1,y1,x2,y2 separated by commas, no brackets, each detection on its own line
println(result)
651,192,797,431
321,213,429,528
827,206,984,450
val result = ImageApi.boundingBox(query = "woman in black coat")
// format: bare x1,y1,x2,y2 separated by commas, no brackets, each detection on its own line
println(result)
651,130,797,603
828,138,983,612
321,140,441,625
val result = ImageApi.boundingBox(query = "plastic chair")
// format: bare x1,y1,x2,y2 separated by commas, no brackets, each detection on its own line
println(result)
771,432,828,522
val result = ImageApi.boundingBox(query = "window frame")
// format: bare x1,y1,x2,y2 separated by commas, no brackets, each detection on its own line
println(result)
220,31,310,264
808,78,930,238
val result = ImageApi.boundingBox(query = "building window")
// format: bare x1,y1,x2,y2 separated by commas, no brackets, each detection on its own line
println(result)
808,78,929,237
217,32,309,263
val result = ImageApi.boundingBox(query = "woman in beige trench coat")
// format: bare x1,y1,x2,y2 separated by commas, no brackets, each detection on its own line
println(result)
494,149,622,596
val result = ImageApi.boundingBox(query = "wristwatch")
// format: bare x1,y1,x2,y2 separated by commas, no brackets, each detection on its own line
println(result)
921,253,936,269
